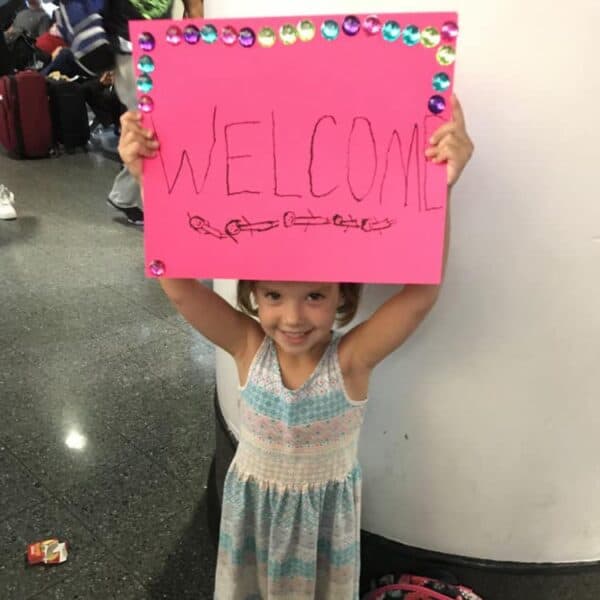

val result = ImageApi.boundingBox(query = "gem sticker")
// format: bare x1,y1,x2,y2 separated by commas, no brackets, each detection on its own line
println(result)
166,25,182,45
297,20,315,42
138,95,154,113
428,95,446,114
402,25,420,46
433,72,451,92
421,26,441,48
321,20,340,41
149,260,165,276
183,25,200,44
280,24,298,45
201,24,218,43
221,26,238,45
239,27,256,48
136,74,153,93
436,45,456,65
342,15,361,36
441,21,459,41
364,15,381,35
258,27,276,47
382,20,401,42
137,55,155,73
138,32,155,52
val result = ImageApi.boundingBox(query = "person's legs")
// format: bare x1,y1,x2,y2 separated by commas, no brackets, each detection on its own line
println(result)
107,167,143,223
107,53,143,222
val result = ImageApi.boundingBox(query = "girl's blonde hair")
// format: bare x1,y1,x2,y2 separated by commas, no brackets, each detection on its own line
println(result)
237,281,363,327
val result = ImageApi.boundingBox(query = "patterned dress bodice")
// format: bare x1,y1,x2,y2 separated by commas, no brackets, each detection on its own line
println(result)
234,334,368,487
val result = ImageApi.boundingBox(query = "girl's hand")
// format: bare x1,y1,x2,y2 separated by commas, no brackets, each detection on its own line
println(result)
117,111,160,182
425,94,474,188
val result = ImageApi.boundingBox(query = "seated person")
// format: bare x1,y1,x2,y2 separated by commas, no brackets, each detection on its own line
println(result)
4,0,50,45
35,20,65,61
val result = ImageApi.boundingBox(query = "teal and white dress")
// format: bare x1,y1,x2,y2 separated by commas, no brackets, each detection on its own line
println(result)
214,334,368,599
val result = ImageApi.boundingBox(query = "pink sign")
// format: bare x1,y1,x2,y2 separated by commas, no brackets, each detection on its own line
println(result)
129,13,458,283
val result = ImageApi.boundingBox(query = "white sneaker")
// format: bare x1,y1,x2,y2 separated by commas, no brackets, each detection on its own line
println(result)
0,185,16,220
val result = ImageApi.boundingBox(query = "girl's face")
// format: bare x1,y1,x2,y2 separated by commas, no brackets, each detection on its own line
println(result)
254,282,342,355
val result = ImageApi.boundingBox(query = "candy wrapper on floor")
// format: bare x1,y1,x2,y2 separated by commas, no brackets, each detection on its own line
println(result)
26,539,69,565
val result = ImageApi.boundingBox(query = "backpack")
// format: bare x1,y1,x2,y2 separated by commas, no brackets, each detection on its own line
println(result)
364,574,484,600
55,0,114,75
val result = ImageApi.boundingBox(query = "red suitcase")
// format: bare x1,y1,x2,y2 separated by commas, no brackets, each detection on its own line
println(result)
0,70,53,159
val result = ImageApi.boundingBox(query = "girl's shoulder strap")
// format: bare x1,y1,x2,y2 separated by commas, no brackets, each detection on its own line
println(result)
239,334,270,390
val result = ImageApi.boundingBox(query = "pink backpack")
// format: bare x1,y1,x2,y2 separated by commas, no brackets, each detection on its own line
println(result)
365,574,484,600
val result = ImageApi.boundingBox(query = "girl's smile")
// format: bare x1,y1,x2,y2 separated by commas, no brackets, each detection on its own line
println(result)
279,328,313,344
254,281,342,355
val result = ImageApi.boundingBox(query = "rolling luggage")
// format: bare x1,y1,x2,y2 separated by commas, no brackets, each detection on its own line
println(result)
47,79,90,152
0,70,53,159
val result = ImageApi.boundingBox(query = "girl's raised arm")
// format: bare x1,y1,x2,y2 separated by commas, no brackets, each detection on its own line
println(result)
159,278,261,359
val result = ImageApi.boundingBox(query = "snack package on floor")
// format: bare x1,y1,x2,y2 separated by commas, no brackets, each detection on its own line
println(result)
26,539,69,566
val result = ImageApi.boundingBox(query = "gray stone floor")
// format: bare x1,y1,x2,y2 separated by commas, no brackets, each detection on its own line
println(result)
0,150,217,598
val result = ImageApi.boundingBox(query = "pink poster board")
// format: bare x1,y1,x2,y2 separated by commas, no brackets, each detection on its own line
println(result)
129,13,458,283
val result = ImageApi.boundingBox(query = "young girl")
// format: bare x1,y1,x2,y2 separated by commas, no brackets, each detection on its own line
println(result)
119,94,473,599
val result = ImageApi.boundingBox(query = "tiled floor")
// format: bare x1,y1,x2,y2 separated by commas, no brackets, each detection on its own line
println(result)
1,149,217,598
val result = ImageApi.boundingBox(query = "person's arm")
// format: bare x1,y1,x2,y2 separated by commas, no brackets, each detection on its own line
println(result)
159,279,260,359
182,0,203,18
341,95,473,372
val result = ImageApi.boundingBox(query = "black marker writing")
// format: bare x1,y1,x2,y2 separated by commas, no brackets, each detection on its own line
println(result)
332,214,361,232
224,216,280,243
379,124,421,210
308,115,339,198
347,117,378,202
283,210,330,228
224,121,261,196
188,214,228,240
272,111,301,199
188,211,395,242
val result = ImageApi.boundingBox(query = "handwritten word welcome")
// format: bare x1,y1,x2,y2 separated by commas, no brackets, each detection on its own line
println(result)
155,108,443,212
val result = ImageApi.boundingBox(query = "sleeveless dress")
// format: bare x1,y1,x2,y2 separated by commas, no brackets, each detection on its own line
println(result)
214,334,368,599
